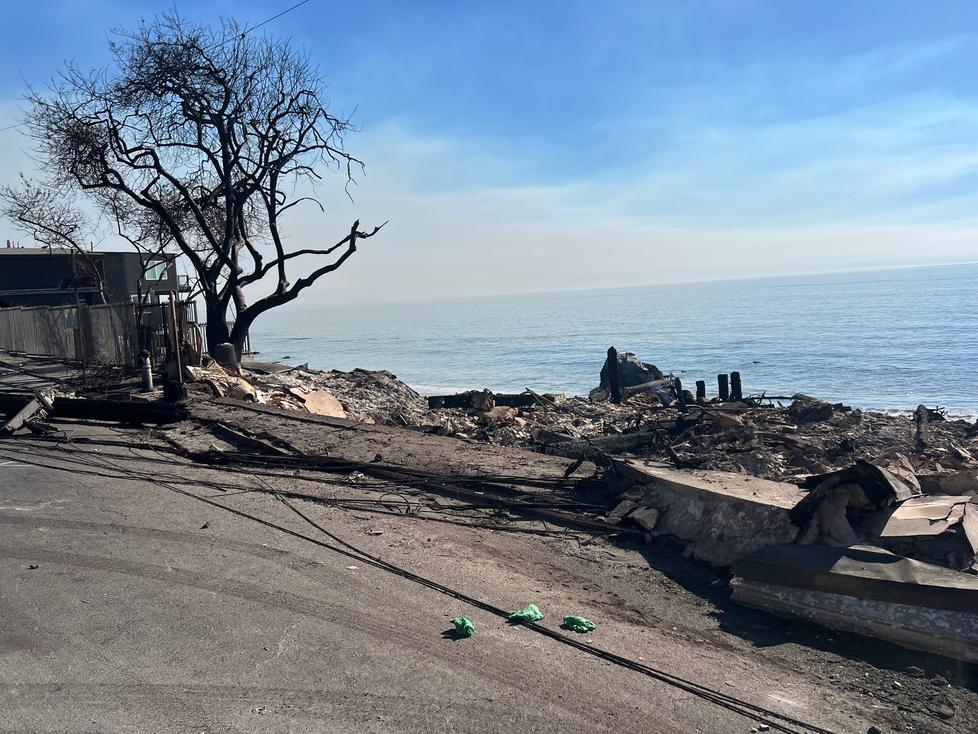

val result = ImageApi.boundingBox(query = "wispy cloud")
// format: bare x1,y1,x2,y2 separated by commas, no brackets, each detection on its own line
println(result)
270,107,978,302
2,7,977,303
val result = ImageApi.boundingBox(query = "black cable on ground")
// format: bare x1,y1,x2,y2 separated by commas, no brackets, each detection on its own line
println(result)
274,494,837,734
0,446,592,538
0,356,76,387
0,438,838,734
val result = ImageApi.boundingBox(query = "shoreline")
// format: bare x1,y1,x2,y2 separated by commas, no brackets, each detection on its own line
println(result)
252,355,978,423
249,261,978,419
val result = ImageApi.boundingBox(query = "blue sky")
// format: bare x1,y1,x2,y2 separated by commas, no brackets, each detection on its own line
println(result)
1,1,977,301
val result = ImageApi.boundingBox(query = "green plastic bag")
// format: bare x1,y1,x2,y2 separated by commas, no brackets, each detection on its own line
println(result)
450,617,476,637
562,615,596,633
508,604,544,623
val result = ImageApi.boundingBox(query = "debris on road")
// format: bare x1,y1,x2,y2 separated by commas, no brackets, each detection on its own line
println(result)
508,604,545,623
450,617,476,638
6,345,978,668
562,616,596,633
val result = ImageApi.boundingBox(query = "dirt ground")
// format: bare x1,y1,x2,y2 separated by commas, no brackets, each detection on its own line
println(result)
1,355,977,732
0,418,975,733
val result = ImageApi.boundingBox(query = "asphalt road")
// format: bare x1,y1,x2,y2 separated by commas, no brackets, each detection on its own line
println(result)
0,426,914,733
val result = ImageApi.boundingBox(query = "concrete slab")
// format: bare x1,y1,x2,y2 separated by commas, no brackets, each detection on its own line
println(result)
612,460,805,566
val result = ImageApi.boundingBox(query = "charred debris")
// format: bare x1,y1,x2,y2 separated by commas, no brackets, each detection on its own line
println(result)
221,346,974,492
3,344,978,663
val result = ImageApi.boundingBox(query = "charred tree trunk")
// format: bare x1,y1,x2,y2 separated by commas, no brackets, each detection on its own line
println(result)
204,295,231,355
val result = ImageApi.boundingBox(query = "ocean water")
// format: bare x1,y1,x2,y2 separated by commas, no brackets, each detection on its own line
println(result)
250,263,978,417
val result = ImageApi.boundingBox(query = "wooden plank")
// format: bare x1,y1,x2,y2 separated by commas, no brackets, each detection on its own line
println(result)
2,394,186,425
51,397,188,424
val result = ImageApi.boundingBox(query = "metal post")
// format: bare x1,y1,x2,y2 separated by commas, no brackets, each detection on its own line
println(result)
167,297,183,384
139,350,154,392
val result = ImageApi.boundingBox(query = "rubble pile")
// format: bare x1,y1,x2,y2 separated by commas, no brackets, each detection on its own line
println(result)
654,400,977,482
163,348,978,662
183,358,978,493
253,367,432,425
184,361,432,425
416,390,974,489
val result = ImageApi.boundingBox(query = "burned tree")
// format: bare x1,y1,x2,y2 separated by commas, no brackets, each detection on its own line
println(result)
0,177,110,304
10,13,384,354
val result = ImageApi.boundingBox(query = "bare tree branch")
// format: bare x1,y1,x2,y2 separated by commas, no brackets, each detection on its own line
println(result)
8,12,383,354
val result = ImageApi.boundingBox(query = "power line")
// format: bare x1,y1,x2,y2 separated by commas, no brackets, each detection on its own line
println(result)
246,0,313,35
0,438,841,734
0,0,316,133
208,0,314,49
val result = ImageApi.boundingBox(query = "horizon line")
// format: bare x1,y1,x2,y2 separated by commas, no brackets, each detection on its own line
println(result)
271,257,978,310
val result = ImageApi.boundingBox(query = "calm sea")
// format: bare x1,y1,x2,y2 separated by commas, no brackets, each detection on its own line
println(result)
250,263,978,417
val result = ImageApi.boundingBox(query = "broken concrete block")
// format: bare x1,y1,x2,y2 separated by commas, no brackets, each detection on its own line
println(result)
608,499,638,519
630,506,660,532
610,459,803,566
918,468,978,496
731,544,978,664
302,389,347,419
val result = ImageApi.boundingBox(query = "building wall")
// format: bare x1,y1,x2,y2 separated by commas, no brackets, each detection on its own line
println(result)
101,252,179,304
0,252,103,307
0,250,179,307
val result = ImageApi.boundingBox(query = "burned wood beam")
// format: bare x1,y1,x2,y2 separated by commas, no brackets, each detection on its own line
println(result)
717,373,730,401
914,404,929,451
605,346,622,404
675,378,686,411
730,371,743,401
208,422,294,457
427,391,543,410
50,397,188,425
542,430,660,461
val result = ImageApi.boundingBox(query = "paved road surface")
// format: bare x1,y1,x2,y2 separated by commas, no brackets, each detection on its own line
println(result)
0,424,939,733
